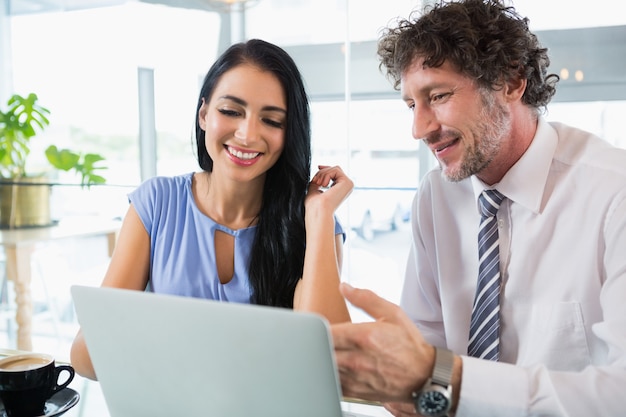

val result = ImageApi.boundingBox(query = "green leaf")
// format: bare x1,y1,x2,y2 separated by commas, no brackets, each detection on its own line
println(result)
82,153,107,170
1,93,51,177
45,145,80,171
44,145,107,187
84,173,106,186
7,93,50,138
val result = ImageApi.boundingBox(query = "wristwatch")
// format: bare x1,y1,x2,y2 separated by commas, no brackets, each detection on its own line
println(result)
412,347,454,417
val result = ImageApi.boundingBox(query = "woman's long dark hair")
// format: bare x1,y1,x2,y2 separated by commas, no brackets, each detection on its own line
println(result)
194,39,311,308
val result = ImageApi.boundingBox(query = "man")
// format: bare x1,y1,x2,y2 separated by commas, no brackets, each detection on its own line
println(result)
332,1,626,416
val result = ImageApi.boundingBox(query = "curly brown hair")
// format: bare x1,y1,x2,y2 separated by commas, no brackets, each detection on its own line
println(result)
377,0,559,111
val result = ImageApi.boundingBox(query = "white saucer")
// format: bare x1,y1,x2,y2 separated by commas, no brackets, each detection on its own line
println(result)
0,387,80,417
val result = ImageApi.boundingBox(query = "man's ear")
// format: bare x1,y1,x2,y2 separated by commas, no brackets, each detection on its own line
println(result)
504,76,527,102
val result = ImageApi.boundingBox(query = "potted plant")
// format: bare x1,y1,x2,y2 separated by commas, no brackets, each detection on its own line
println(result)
0,93,107,228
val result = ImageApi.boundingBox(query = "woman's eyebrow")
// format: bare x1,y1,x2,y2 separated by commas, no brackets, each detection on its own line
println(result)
219,94,247,105
263,105,287,114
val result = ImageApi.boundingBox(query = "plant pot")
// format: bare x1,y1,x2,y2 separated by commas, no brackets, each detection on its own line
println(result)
0,178,51,229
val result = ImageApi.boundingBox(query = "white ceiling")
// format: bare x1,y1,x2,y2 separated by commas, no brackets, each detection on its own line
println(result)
9,0,126,15
7,0,234,15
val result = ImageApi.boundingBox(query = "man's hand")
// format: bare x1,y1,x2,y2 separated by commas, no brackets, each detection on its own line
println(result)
331,283,435,405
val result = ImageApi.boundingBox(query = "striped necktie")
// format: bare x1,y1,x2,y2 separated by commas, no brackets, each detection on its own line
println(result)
468,189,505,361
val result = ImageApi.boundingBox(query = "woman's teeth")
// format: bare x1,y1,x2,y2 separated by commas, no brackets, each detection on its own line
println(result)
228,147,260,160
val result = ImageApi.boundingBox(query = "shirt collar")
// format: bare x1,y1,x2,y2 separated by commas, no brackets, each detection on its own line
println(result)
470,116,557,214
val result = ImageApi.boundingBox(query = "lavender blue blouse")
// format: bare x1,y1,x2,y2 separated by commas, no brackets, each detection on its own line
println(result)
129,172,344,303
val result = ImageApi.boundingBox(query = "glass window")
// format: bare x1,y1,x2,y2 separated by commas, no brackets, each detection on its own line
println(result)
546,101,626,149
10,2,221,217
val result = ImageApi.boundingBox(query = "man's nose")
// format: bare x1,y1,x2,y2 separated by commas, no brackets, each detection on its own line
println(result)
412,102,439,140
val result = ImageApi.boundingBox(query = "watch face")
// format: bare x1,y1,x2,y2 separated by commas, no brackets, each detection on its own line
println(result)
417,390,450,416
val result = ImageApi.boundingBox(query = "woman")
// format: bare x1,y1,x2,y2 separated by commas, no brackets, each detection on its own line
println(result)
71,39,352,380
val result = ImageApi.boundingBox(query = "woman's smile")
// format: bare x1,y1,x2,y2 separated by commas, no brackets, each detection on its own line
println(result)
225,145,262,166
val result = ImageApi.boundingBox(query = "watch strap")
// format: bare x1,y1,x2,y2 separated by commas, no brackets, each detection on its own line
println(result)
431,347,454,387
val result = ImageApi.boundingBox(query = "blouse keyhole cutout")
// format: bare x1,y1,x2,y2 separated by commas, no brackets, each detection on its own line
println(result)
214,230,235,285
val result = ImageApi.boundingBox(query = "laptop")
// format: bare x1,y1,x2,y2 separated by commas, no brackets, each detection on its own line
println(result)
71,285,381,417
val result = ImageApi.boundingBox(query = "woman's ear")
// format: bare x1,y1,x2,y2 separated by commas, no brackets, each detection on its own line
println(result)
198,98,208,130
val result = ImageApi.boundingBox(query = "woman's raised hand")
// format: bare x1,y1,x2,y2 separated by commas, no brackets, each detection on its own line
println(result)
306,165,354,213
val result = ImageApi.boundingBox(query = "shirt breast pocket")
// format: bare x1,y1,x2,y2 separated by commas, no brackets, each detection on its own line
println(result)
511,302,591,370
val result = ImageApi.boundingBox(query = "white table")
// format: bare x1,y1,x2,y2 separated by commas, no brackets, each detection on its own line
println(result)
0,217,121,350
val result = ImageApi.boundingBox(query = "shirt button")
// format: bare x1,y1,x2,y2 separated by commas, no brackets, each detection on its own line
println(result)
498,219,504,228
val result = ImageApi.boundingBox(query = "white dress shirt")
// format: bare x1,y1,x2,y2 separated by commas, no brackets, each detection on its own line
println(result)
401,117,626,416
